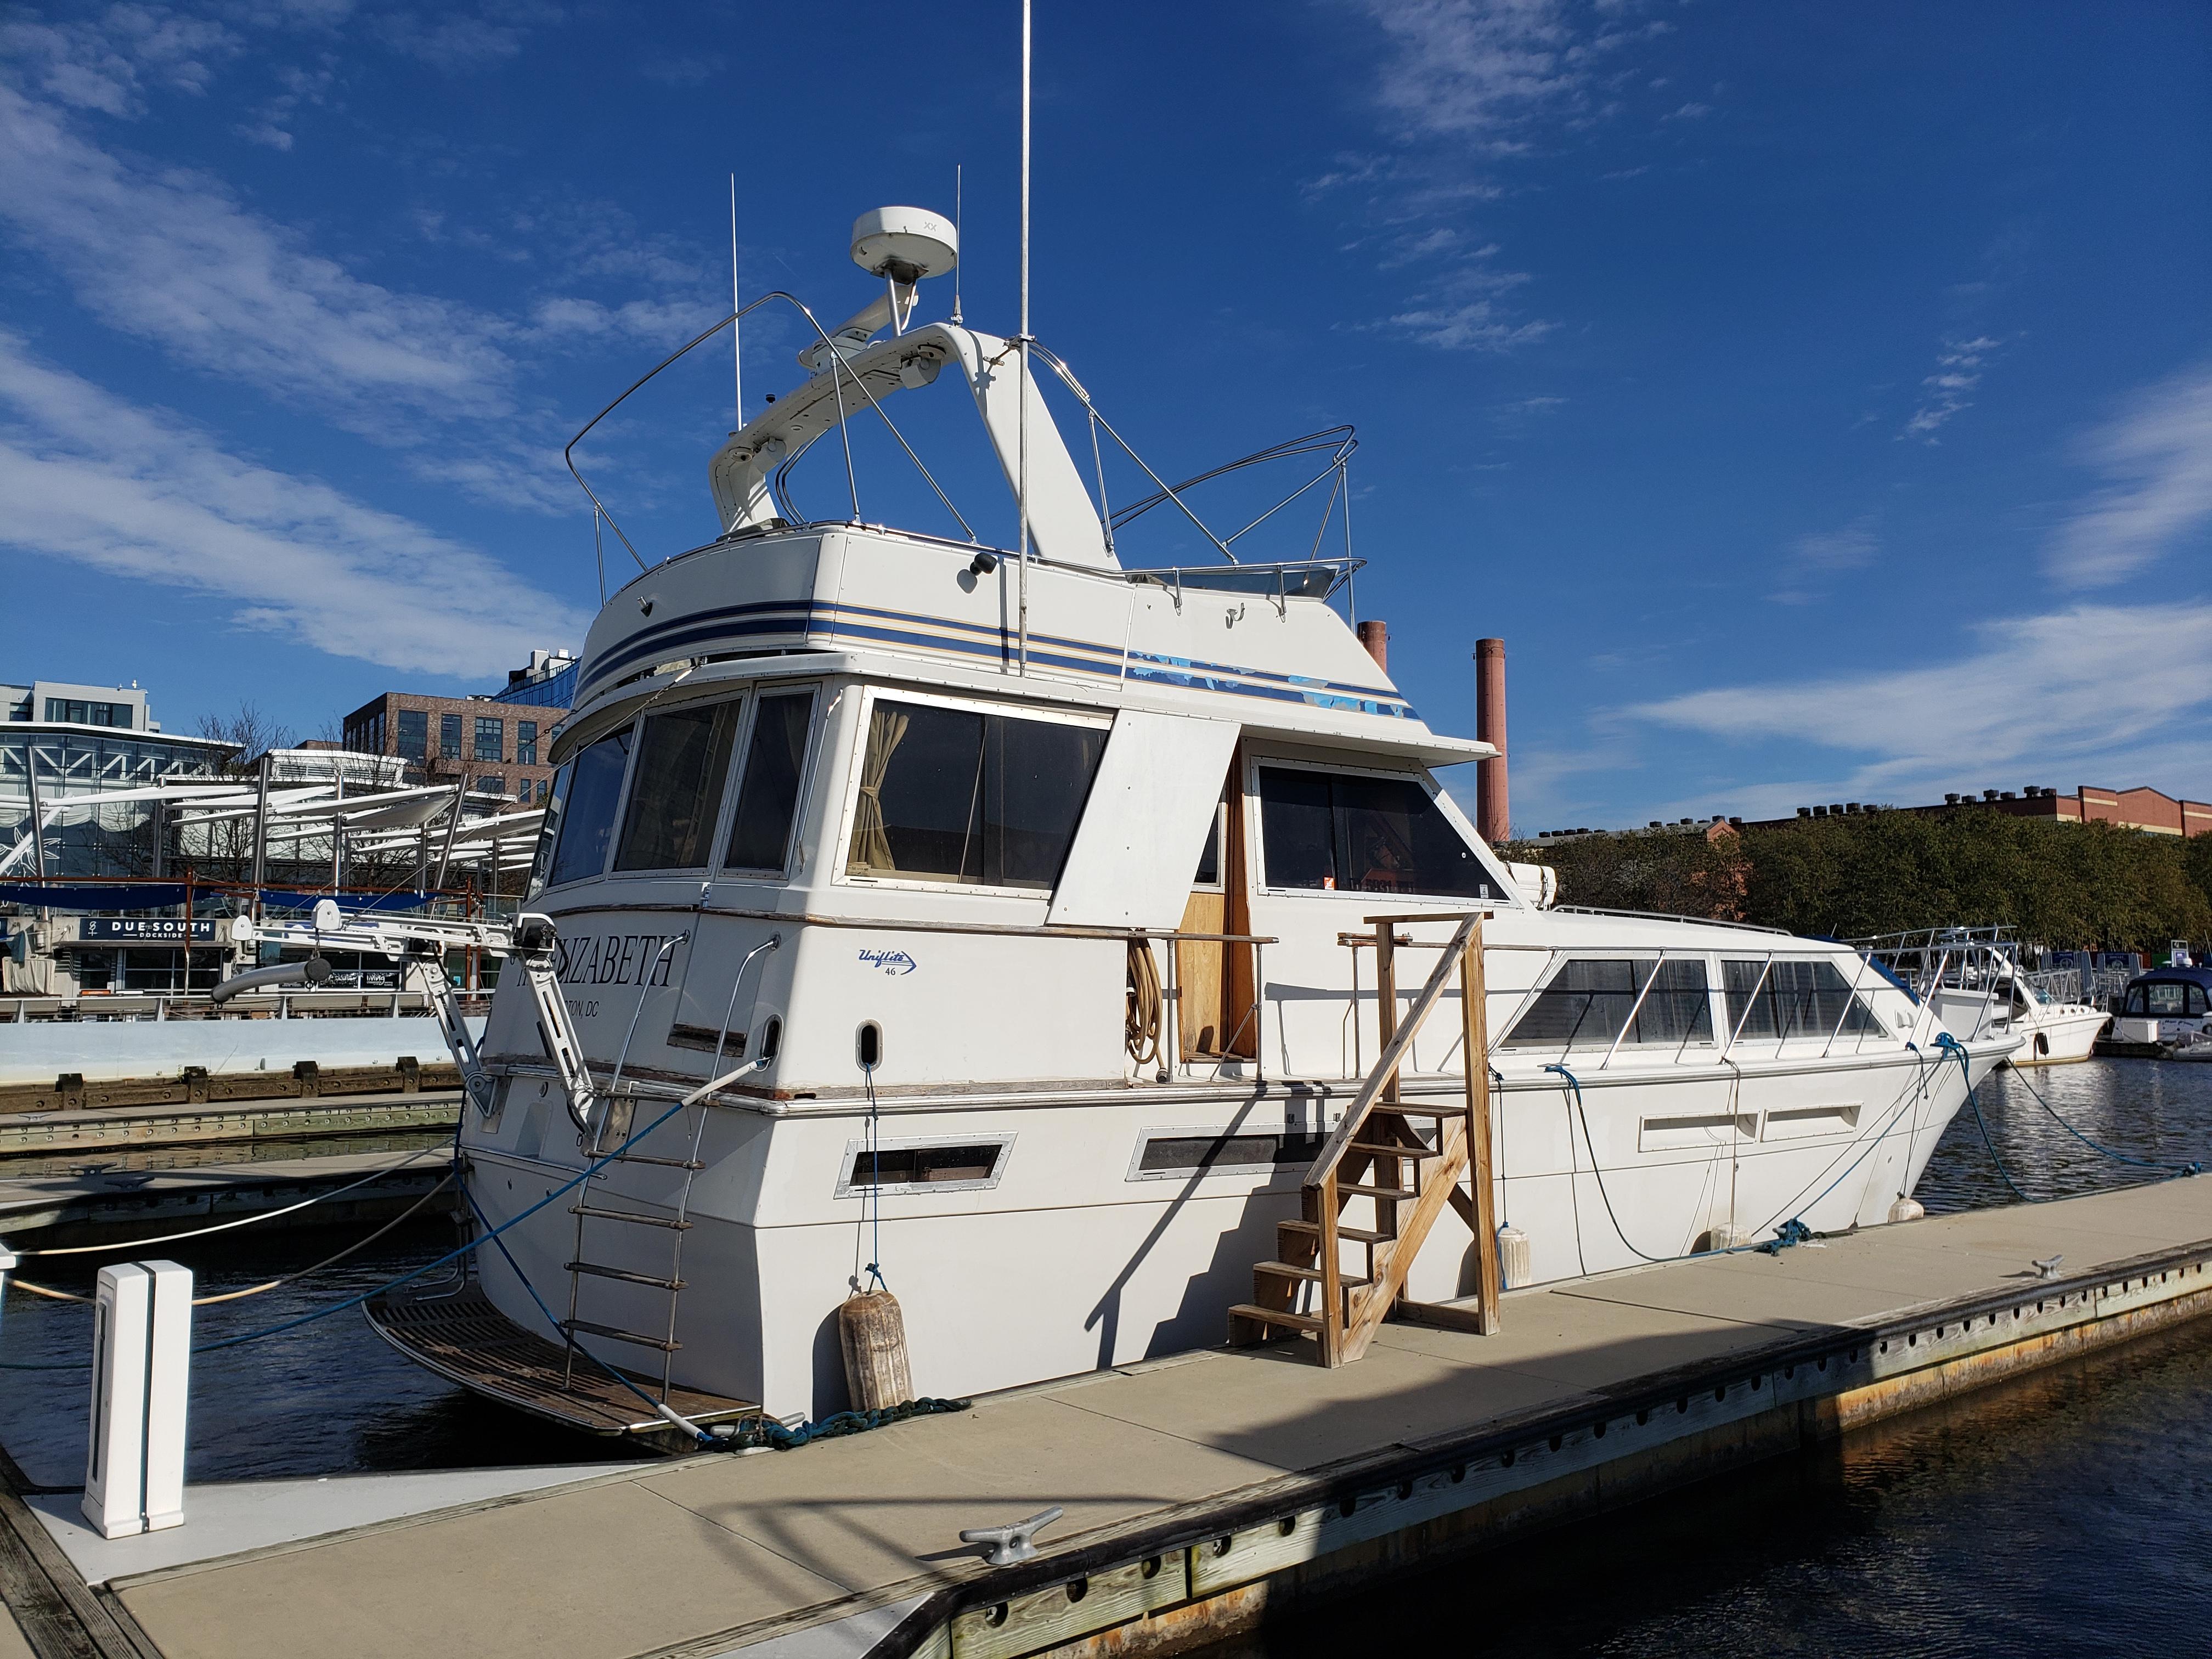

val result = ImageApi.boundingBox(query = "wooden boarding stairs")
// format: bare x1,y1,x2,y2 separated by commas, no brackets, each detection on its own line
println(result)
1230,912,1503,1365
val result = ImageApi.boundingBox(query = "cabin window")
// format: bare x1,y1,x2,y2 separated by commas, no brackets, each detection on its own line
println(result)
1501,957,1715,1050
836,1137,1012,1196
1257,766,1508,900
2127,981,2204,1017
615,702,741,872
846,698,1106,890
724,691,816,873
544,727,633,886
1722,958,1884,1041
1130,1128,1327,1181
1192,798,1224,889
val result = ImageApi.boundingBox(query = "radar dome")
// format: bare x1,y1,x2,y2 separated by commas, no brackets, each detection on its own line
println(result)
850,206,957,284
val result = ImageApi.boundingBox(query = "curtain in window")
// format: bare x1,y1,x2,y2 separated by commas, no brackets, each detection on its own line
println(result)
850,705,910,873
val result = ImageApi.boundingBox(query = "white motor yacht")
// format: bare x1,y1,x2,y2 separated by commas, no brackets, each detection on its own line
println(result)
373,207,2010,1432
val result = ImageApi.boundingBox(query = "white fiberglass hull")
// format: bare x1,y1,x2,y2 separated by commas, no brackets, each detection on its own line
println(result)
460,1037,1996,1421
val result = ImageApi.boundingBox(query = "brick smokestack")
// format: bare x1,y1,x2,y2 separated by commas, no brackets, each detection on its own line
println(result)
1356,619,1388,670
1475,637,1509,844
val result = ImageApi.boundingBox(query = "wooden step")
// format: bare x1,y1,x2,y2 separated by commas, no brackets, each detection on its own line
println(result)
1338,1182,1418,1202
571,1205,691,1230
567,1261,685,1291
1279,1219,1391,1245
1254,1260,1371,1286
1228,1303,1321,1335
1349,1139,1437,1160
561,1318,680,1352
1368,1102,1463,1118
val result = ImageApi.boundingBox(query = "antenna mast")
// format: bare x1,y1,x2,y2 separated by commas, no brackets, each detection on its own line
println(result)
1016,0,1032,676
743,174,752,429
951,163,964,324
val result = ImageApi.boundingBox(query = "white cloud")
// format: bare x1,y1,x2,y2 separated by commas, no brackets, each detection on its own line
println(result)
0,81,516,425
1360,0,1581,146
1900,334,2001,442
2045,361,2212,588
1663,100,1709,120
0,332,588,677
0,4,237,116
1627,602,2212,814
1787,515,1880,573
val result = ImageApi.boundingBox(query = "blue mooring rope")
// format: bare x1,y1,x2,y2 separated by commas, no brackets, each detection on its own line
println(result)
2007,1063,2201,1178
1938,1032,2029,1203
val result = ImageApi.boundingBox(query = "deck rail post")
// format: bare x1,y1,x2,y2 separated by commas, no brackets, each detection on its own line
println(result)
1462,921,1501,1333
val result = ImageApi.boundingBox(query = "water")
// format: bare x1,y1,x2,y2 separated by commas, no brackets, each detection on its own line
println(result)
0,1211,608,1488
1,1060,2209,1594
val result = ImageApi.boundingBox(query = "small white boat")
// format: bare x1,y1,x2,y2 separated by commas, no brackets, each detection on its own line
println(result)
1865,928,2107,1066
377,205,2007,1431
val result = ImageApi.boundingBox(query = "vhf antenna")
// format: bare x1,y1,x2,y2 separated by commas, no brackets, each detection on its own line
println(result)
730,172,743,426
951,162,964,325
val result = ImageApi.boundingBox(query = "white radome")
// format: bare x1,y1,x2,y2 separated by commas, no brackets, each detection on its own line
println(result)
850,206,958,280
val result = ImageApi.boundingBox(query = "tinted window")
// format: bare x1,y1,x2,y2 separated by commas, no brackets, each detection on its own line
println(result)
1258,767,1506,900
1193,804,1222,887
516,721,538,766
546,728,632,885
616,702,740,872
1137,1131,1326,1175
725,692,814,872
396,709,427,760
439,713,462,759
1502,958,1714,1050
845,1143,1004,1188
848,699,1105,890
1724,958,1883,1041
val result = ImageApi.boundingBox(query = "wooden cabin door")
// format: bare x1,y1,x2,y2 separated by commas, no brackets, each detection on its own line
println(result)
1177,753,1258,1060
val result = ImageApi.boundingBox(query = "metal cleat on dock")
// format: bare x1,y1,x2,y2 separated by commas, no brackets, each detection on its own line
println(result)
960,1505,1063,1566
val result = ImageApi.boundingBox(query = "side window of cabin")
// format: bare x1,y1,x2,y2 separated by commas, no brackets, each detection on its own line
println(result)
526,760,573,898
847,698,1106,890
724,691,816,874
614,702,742,872
1257,766,1508,900
1722,959,1883,1041
1500,957,1714,1050
545,727,633,887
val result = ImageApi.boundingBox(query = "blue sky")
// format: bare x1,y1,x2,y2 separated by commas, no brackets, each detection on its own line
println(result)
1,1,2206,832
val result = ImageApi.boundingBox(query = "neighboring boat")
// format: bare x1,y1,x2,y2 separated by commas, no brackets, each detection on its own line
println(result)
2111,966,2212,1058
374,206,2010,1431
1862,927,2108,1066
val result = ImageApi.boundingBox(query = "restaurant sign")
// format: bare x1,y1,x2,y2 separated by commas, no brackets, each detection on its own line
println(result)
78,918,220,944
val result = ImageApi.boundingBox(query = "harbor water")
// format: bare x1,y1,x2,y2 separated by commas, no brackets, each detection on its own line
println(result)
3,1060,2210,1632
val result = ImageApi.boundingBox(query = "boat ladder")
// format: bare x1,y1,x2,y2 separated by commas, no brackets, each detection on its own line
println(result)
1229,912,1503,1365
561,1096,708,1400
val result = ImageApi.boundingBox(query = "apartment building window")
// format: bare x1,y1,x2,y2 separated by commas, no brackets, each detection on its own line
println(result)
45,698,133,728
473,716,503,763
440,714,462,759
475,774,505,796
516,720,538,766
396,709,427,761
347,710,386,754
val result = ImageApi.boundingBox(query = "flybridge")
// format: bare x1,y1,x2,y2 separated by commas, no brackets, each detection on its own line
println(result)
563,206,1369,610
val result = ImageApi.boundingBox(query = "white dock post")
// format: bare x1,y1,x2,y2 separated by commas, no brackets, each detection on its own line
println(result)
84,1261,192,1539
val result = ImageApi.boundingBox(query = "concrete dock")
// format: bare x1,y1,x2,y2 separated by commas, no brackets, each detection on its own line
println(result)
4,1176,2210,1659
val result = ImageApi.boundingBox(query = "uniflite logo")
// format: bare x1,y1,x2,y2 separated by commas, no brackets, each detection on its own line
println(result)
858,947,917,976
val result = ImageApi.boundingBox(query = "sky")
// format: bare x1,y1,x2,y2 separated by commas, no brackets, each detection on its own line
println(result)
1,1,2207,833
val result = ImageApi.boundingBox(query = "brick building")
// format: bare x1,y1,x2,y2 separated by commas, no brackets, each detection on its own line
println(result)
1733,782,2210,836
339,651,575,814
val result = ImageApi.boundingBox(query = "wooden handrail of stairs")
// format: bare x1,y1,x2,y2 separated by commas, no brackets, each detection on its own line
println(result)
1230,911,1503,1365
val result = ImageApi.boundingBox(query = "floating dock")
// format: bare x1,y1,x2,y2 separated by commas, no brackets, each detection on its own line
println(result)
4,1176,2210,1659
